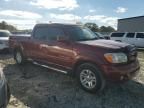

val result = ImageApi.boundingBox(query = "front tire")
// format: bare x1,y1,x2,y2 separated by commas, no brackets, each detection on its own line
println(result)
76,63,105,93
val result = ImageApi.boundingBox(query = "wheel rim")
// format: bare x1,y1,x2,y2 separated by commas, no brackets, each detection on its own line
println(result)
80,69,96,89
16,52,22,63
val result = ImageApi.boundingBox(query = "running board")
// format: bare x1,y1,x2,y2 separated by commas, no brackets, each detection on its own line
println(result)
33,62,68,74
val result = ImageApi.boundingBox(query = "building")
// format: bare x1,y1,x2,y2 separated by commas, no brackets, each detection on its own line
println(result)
118,16,144,32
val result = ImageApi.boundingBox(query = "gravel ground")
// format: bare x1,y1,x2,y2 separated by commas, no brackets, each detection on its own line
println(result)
0,51,144,108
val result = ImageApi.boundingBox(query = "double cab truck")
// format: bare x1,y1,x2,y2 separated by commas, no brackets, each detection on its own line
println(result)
9,23,140,93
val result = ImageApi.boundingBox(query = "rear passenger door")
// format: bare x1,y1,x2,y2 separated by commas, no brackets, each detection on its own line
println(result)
135,33,144,47
124,33,135,45
26,27,49,60
36,26,75,70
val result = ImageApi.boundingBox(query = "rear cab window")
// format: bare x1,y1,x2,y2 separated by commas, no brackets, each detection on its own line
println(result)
136,33,144,38
111,33,125,37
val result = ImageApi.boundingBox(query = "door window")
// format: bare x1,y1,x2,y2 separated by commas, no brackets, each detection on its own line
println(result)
34,27,48,40
34,27,65,41
111,33,125,37
136,33,144,38
126,33,135,38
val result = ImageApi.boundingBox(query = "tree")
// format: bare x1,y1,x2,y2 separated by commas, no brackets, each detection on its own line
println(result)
84,22,116,32
0,21,7,29
99,26,115,32
0,21,17,31
84,23,99,32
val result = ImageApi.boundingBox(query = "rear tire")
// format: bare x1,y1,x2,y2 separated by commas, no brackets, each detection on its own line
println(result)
76,63,105,93
14,50,25,65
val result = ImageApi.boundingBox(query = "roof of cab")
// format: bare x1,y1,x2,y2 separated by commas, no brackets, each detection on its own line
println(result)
35,23,82,28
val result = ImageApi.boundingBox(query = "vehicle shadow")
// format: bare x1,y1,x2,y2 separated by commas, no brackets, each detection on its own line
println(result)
3,63,144,108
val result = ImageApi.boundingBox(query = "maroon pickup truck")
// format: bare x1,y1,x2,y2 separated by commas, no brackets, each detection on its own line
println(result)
9,23,140,93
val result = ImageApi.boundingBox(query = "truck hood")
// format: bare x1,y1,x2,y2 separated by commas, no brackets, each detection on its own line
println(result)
78,39,129,49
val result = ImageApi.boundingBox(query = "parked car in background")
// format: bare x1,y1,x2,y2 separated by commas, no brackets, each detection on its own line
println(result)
103,34,110,40
0,69,10,108
110,32,144,47
9,23,140,93
94,32,105,39
94,32,110,40
0,30,11,52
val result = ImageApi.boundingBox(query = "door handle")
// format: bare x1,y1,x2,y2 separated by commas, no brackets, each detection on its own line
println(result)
40,44,49,49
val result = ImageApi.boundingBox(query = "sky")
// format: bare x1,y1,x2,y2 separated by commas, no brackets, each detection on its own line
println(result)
0,0,143,30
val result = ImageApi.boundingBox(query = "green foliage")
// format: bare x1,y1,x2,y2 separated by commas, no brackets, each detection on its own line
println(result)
99,26,116,32
0,21,17,31
84,23,99,32
84,22,116,32
0,21,116,33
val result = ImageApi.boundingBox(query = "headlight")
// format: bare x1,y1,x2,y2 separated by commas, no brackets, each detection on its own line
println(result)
104,53,127,63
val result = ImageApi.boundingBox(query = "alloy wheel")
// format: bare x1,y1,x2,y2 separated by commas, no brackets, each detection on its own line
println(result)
80,69,97,89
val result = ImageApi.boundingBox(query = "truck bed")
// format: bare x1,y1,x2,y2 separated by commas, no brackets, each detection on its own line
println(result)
9,34,31,50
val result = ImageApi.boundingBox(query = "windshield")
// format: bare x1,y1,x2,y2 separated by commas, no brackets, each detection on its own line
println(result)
65,26,99,41
0,32,10,37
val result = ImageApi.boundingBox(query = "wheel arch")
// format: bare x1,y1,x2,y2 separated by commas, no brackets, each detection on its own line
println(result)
13,43,24,56
73,60,106,92
73,59,102,77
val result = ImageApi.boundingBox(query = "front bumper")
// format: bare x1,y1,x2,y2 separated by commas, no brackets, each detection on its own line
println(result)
102,60,140,82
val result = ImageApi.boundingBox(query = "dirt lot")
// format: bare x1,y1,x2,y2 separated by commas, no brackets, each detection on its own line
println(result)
0,51,144,108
